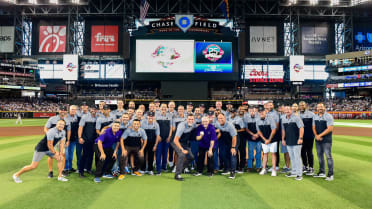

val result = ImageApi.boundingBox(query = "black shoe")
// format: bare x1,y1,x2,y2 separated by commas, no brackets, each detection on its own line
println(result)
62,170,69,177
48,171,53,178
70,168,77,173
175,174,184,181
229,172,236,179
79,173,86,178
87,170,93,175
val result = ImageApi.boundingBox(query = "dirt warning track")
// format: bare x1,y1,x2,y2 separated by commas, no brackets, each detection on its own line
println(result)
0,126,44,137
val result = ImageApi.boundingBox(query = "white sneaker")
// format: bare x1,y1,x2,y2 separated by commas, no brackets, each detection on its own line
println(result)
172,166,177,173
184,168,190,173
271,170,277,177
325,175,334,181
259,169,267,175
268,167,278,172
13,174,22,183
148,171,154,176
58,176,68,182
221,171,230,175
169,162,174,167
138,170,145,174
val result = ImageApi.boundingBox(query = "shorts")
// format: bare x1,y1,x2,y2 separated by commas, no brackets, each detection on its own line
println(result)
32,151,55,162
280,142,288,153
262,142,278,154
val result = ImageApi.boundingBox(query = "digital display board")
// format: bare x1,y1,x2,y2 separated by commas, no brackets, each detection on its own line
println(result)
243,64,284,82
194,42,232,73
136,39,194,73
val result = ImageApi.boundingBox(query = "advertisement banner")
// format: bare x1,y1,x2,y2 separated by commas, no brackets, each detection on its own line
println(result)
62,54,78,80
244,65,284,83
33,112,57,118
354,23,372,51
290,55,305,82
91,25,119,52
39,26,66,53
249,26,277,53
329,112,372,119
301,26,328,54
0,26,14,53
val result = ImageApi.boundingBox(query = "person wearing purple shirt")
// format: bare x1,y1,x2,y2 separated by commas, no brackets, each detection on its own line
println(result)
194,116,217,177
94,121,122,183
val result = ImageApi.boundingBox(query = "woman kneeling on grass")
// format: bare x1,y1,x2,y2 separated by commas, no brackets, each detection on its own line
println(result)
13,120,68,183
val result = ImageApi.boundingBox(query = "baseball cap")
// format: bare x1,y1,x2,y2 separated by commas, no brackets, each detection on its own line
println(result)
187,102,193,106
147,111,155,117
229,108,237,113
59,106,67,111
207,111,214,116
258,106,265,112
81,102,87,106
227,101,232,105
199,104,205,108
154,99,160,103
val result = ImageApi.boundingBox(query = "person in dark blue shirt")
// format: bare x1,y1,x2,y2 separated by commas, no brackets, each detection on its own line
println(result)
312,103,335,181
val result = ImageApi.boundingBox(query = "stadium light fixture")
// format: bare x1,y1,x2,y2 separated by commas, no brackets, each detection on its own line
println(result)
289,0,298,5
50,0,58,4
4,0,17,4
72,0,80,3
330,0,339,6
310,0,319,5
351,0,372,6
28,0,37,4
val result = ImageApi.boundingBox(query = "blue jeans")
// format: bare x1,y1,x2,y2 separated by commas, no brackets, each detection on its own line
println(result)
112,146,122,173
220,142,237,172
65,141,77,170
316,142,334,176
156,141,169,173
218,142,226,170
75,142,83,170
190,140,199,168
247,141,262,169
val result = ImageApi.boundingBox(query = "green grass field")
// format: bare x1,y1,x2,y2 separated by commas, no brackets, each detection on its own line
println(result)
0,119,48,127
0,133,371,209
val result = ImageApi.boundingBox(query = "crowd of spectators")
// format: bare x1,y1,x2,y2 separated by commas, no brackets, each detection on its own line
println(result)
0,99,65,112
0,97,371,112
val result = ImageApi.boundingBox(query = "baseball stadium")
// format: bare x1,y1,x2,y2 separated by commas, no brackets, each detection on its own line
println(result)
0,0,372,209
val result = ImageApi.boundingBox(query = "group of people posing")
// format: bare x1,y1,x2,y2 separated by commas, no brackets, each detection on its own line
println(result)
12,99,335,183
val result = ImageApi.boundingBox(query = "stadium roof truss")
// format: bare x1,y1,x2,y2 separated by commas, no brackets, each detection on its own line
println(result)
0,0,370,56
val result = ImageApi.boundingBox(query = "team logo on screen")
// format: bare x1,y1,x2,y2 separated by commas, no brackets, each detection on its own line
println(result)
39,26,66,53
66,62,77,72
293,64,303,73
202,44,224,62
367,33,372,43
151,45,180,68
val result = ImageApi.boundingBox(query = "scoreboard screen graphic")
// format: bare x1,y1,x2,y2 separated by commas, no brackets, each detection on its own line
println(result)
194,42,233,73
